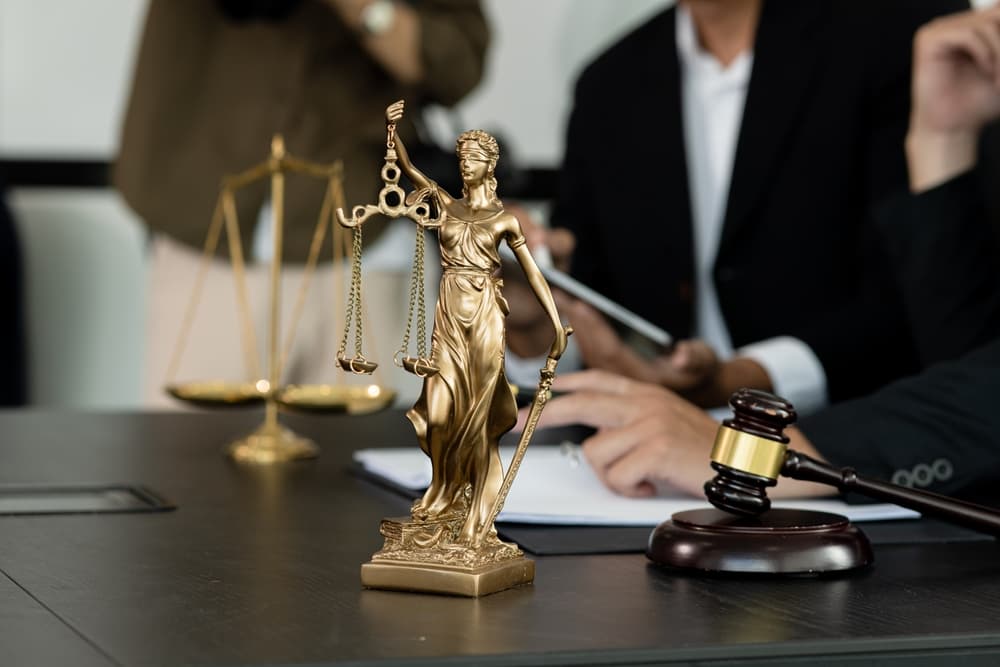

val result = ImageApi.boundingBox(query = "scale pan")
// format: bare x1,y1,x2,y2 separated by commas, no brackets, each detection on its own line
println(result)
165,380,268,407
274,384,396,415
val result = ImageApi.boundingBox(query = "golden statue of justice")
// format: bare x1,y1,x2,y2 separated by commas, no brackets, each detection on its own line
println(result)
164,136,395,463
336,100,570,596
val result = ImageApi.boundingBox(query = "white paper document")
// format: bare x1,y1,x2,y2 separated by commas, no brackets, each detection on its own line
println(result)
353,444,920,526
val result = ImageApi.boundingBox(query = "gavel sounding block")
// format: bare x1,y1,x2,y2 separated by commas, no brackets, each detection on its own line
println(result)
647,507,873,575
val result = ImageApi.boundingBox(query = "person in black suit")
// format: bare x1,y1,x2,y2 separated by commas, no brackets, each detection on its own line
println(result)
802,3,1000,502
0,171,27,406
507,0,968,416
524,4,1000,502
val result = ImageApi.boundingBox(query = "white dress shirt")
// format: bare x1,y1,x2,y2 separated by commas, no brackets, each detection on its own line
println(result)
676,4,827,415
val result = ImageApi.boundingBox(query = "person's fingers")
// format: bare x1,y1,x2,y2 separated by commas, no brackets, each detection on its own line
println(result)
972,20,1000,84
988,13,1000,87
967,22,1000,77
550,368,636,394
668,340,693,369
933,19,995,74
516,370,667,433
601,443,666,498
642,340,715,392
613,410,718,496
586,415,696,498
551,371,679,409
680,339,717,375
578,417,649,474
532,373,721,497
533,389,647,430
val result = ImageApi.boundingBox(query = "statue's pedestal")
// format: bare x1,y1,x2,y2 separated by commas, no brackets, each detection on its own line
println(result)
361,516,534,597
361,557,534,597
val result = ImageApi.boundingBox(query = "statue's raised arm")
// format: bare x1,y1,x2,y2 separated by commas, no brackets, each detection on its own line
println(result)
385,100,433,192
335,99,446,229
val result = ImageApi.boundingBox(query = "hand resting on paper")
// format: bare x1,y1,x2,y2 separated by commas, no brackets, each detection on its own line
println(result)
516,369,831,499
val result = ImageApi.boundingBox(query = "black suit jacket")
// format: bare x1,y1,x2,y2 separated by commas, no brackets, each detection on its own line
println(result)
802,340,1000,502
552,0,968,402
801,169,1000,500
876,171,1000,365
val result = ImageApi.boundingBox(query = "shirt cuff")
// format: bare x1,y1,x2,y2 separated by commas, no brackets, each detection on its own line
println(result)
504,337,582,386
736,336,828,416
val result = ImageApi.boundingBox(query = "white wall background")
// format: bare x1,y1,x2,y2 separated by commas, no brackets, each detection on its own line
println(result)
2,0,996,163
0,0,148,158
0,0,670,166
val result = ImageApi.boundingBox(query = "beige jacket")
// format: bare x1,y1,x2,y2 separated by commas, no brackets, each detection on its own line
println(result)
114,0,488,261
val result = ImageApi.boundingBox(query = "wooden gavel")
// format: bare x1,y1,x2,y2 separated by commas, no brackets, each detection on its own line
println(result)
705,388,1000,537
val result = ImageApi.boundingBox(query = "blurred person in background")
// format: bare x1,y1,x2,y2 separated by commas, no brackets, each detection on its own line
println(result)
0,171,26,406
504,0,969,417
114,0,489,407
524,3,1000,504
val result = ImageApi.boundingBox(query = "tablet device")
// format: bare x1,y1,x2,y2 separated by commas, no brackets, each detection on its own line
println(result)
501,245,673,349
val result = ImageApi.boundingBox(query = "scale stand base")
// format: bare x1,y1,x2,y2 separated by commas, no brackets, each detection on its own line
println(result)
225,421,319,464
647,508,873,575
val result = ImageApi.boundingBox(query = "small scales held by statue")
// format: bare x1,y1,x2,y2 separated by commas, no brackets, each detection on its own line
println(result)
335,100,570,597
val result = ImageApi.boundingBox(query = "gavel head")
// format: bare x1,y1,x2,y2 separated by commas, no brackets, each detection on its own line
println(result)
703,389,797,517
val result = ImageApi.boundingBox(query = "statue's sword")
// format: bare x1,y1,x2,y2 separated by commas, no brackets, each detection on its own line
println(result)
477,344,568,546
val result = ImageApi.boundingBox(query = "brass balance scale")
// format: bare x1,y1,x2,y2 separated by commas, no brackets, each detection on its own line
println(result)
164,135,411,463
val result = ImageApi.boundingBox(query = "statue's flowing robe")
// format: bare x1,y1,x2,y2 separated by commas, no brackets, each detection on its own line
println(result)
407,211,518,522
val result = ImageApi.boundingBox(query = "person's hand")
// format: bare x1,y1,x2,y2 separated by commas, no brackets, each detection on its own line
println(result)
526,370,719,497
386,99,405,124
908,5,1000,190
557,298,716,394
520,369,833,499
566,297,717,390
557,298,775,406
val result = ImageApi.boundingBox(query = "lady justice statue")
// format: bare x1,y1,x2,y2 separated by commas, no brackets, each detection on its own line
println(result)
337,100,569,596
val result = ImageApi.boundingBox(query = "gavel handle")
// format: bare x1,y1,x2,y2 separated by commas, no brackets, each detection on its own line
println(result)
782,449,1000,537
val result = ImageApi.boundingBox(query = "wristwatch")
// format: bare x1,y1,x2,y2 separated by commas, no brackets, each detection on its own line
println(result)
359,0,396,36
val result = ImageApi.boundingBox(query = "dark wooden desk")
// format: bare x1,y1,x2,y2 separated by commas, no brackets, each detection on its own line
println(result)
1,409,1000,667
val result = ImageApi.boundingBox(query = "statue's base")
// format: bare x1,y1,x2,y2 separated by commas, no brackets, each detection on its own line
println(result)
361,515,533,596
647,507,873,575
361,557,534,597
225,421,319,463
